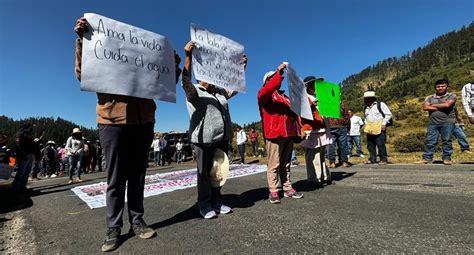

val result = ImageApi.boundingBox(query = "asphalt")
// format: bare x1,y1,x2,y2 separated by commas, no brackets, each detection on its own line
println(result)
1,162,473,254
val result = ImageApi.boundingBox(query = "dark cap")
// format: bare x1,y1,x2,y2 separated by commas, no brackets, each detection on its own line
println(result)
303,76,324,87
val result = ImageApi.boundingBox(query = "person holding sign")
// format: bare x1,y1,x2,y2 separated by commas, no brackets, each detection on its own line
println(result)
300,76,331,188
74,17,182,252
181,41,247,219
258,63,304,204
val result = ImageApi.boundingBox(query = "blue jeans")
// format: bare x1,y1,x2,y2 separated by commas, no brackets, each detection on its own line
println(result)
452,126,470,151
367,132,388,162
328,127,349,164
12,154,34,190
422,123,455,161
347,135,364,156
68,154,82,179
154,151,160,165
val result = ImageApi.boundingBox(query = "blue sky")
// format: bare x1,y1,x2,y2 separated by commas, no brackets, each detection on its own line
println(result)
0,0,472,132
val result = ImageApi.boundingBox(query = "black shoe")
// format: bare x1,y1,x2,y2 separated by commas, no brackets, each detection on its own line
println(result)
130,220,156,239
101,227,121,252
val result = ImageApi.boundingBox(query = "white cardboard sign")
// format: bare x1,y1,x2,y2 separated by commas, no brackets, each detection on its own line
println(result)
286,64,313,120
190,24,246,92
81,13,176,102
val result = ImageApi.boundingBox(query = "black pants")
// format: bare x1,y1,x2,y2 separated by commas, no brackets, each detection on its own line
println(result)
193,140,228,211
238,144,245,163
99,123,154,228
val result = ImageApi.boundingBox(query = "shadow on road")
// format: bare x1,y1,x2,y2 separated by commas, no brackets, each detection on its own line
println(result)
292,171,357,192
149,204,199,231
223,187,268,208
0,188,33,214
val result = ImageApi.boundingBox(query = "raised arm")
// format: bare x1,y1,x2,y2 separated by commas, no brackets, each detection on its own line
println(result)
181,41,198,102
74,17,88,81
257,63,286,104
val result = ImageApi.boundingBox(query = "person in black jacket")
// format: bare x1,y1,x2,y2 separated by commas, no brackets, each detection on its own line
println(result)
12,123,35,192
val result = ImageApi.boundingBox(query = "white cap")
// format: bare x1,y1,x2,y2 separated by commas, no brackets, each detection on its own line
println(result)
263,71,276,83
364,91,376,98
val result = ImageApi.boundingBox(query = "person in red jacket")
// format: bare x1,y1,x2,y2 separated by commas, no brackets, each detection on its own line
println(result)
257,63,303,204
300,76,332,188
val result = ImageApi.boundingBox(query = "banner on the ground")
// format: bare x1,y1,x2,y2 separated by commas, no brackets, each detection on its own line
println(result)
190,24,246,92
71,164,267,209
81,13,176,102
315,80,341,118
286,63,313,120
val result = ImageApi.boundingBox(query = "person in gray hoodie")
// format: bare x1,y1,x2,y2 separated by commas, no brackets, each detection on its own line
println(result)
181,41,247,219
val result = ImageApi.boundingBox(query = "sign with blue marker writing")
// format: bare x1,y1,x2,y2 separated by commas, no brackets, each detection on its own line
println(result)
315,80,341,118
190,24,246,92
81,13,176,102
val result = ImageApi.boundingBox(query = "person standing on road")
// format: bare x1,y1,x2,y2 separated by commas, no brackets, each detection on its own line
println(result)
258,63,304,204
65,128,84,183
181,41,247,219
461,82,474,124
363,91,392,165
11,122,35,193
249,128,259,157
236,126,247,164
74,17,182,252
347,109,365,158
327,101,351,168
301,76,331,188
418,79,456,165
152,135,161,166
159,135,168,166
452,109,471,153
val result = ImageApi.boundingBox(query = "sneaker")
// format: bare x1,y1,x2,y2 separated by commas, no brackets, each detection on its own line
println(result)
68,179,73,184
213,204,232,214
101,227,121,252
443,160,453,165
130,220,156,239
50,174,57,178
378,161,387,165
284,189,304,199
76,177,83,183
359,154,365,158
366,160,376,164
342,162,350,168
200,208,217,219
269,192,281,204
415,160,431,164
329,162,336,168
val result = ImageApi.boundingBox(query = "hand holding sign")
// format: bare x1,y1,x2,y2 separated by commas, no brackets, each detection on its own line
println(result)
190,24,246,92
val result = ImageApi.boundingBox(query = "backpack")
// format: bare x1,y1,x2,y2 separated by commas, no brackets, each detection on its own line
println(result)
376,102,393,127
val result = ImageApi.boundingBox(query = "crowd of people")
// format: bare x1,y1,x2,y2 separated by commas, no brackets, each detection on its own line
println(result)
1,16,472,253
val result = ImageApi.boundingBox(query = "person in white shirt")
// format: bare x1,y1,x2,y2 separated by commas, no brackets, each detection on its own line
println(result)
175,140,184,164
461,82,474,124
347,109,365,158
152,135,160,166
236,126,247,164
363,91,392,165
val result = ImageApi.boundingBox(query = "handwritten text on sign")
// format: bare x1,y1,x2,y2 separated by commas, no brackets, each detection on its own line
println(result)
190,24,246,92
81,13,176,102
287,64,313,120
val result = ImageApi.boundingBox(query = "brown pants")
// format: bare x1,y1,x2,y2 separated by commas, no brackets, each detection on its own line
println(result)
266,137,294,193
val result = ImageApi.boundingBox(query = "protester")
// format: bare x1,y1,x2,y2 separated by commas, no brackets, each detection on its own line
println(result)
65,128,84,183
30,137,43,180
152,135,161,166
236,126,247,164
58,145,68,176
327,101,351,168
452,109,471,153
81,140,91,174
43,141,58,177
159,135,168,166
418,79,456,165
176,139,184,164
89,140,98,172
11,123,35,193
461,82,474,124
301,76,331,188
75,17,182,251
181,41,247,218
249,128,259,157
96,140,103,172
347,109,365,158
257,63,303,204
363,91,392,165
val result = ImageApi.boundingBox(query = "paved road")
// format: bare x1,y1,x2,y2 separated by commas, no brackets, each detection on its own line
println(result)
1,163,473,254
